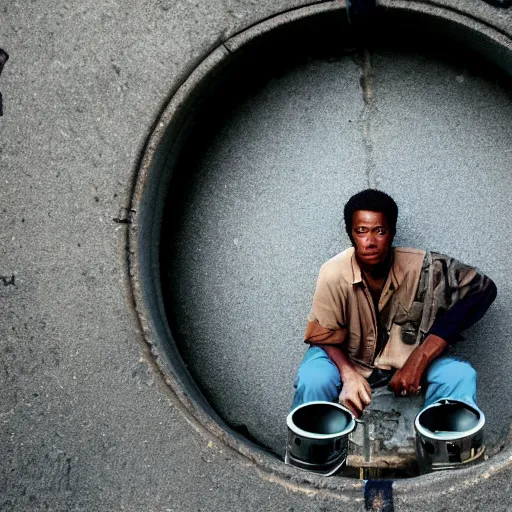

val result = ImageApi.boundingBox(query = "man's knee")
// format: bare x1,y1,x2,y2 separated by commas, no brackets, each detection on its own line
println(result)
426,358,477,396
428,357,476,382
446,360,476,385
424,357,479,409
296,361,340,398
452,361,476,382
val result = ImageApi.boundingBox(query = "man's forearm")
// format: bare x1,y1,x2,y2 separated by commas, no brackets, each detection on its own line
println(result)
405,334,448,375
319,345,358,382
389,334,448,394
418,333,448,360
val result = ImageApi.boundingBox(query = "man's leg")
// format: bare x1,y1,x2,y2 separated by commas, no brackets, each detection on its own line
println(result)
423,356,480,411
291,346,341,410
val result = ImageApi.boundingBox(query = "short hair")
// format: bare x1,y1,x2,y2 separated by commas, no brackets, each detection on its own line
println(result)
344,189,398,242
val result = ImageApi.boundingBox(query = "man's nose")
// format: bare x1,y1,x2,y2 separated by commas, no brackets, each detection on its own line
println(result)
365,235,377,248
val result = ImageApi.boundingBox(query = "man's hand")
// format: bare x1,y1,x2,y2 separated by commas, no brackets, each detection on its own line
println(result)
318,344,372,417
339,370,372,418
388,356,423,396
388,334,448,396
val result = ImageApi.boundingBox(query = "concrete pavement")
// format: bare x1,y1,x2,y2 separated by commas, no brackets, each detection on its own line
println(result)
2,0,512,510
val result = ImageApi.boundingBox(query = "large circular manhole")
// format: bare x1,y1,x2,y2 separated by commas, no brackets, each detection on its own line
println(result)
130,2,512,496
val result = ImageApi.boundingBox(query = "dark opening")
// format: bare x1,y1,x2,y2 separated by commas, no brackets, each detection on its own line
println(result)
291,403,352,435
418,402,480,434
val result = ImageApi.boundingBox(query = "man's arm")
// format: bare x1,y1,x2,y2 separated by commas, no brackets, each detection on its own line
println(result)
321,345,372,418
389,272,497,396
304,319,371,417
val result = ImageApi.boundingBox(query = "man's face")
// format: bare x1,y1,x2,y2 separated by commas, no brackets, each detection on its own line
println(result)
351,210,392,267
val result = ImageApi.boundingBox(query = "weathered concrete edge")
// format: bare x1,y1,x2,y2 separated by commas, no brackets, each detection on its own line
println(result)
127,0,512,502
385,0,512,39
381,0,512,72
224,0,344,53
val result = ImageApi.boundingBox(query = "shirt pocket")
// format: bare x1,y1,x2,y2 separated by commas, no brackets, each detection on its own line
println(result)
398,301,424,345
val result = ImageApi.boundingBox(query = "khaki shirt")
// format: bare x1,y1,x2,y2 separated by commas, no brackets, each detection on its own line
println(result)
305,247,477,377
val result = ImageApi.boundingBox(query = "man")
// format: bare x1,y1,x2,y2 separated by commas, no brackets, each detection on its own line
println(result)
292,189,496,419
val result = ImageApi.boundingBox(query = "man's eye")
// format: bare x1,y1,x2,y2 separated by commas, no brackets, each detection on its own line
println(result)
377,228,387,235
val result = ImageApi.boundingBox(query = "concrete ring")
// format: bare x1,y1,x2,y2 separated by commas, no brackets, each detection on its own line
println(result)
129,0,512,506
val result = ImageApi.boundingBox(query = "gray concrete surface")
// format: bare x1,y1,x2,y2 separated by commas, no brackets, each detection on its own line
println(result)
169,44,512,458
2,0,512,511
2,1,354,510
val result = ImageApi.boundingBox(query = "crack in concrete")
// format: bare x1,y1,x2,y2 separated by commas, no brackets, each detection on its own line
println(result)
359,48,377,188
0,49,8,117
113,207,136,224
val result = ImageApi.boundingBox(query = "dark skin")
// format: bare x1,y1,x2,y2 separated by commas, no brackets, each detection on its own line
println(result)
325,210,448,418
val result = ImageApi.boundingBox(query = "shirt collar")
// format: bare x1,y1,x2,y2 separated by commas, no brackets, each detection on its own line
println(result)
350,248,399,289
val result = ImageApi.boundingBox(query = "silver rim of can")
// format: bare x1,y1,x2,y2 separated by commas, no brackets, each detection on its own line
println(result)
286,401,356,440
414,398,486,441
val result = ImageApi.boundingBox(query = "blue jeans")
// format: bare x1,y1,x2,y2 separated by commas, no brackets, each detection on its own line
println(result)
291,346,480,412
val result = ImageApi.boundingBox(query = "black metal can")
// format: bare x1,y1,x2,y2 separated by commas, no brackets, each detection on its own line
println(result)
285,401,356,476
415,399,485,474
